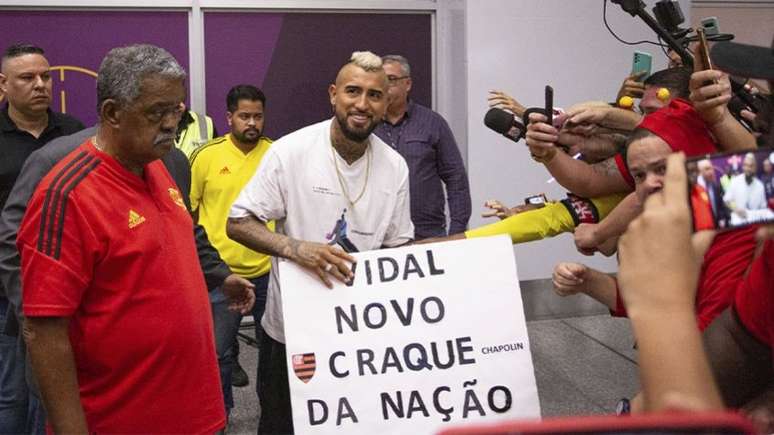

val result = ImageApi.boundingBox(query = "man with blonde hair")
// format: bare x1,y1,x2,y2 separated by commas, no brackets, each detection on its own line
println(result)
227,51,413,434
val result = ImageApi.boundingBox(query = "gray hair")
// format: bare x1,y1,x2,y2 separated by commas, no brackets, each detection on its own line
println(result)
697,159,713,170
96,44,186,113
349,51,382,72
382,54,411,77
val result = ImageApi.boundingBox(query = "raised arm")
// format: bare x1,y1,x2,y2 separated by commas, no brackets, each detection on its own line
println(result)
574,192,641,255
618,153,723,412
565,104,643,133
690,70,756,152
526,113,632,197
487,90,526,118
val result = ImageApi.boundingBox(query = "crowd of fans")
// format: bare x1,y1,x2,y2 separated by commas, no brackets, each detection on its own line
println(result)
477,36,774,432
0,27,771,435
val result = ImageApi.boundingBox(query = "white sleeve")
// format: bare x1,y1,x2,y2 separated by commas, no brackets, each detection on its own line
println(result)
382,161,414,247
230,148,287,222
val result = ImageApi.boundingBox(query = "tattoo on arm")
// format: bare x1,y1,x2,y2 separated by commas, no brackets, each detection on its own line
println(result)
591,158,620,177
283,238,302,261
228,215,297,260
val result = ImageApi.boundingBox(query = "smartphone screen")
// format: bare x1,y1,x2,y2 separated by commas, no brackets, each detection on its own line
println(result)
687,148,774,231
544,85,553,128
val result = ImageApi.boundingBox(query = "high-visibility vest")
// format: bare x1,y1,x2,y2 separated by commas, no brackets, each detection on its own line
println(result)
176,111,215,158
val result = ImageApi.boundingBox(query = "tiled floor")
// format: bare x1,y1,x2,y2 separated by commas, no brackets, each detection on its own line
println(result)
529,316,639,416
227,303,641,433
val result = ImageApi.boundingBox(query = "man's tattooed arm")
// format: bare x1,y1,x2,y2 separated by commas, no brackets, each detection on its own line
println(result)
226,215,355,287
227,215,297,259
590,157,621,178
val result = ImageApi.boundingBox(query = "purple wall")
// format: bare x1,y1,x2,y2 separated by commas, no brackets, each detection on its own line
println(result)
204,12,432,139
706,149,774,177
0,11,189,127
0,10,431,140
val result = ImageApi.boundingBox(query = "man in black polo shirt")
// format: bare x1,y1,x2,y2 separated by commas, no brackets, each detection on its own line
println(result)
0,43,83,434
0,43,84,209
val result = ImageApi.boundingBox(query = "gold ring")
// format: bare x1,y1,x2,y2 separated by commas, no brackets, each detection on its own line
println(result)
324,264,333,273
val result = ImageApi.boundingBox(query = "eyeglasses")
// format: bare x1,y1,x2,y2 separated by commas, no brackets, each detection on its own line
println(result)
387,75,409,85
144,104,185,123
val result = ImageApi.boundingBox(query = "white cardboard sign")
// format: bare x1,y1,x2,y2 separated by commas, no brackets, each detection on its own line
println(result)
281,235,540,435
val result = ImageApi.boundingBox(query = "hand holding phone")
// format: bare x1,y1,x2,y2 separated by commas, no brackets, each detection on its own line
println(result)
631,51,652,81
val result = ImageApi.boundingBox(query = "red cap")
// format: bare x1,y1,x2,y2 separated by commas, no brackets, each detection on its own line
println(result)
638,98,718,157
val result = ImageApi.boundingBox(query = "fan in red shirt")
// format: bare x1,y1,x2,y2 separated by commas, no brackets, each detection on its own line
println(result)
618,37,773,430
608,99,759,331
17,45,225,433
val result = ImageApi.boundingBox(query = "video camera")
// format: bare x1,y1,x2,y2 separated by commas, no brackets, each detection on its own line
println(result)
610,0,767,126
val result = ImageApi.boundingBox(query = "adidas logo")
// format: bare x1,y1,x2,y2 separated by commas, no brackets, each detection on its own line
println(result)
128,210,146,229
219,166,231,175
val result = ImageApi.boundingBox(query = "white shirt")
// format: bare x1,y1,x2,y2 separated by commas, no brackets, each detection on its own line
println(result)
724,173,767,212
230,119,414,343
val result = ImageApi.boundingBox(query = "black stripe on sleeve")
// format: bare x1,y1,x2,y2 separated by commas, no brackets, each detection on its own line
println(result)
53,159,101,260
37,151,89,253
44,155,97,256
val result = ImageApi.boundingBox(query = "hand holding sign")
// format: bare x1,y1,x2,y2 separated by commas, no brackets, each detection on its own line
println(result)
281,236,540,435
285,239,355,288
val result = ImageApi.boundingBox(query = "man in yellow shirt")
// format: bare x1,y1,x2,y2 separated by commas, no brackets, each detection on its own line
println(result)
189,84,272,419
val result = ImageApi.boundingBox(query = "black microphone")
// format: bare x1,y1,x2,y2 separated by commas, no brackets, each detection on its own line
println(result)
484,108,525,143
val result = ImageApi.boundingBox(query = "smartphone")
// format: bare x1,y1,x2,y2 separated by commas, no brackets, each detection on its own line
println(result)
631,51,652,81
695,27,714,72
544,85,553,128
687,148,774,231
701,16,720,36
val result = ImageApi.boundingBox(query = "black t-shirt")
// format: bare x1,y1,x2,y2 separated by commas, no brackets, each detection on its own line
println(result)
0,106,85,210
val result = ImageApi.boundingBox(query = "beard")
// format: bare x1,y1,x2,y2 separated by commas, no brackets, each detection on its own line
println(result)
233,127,261,145
335,111,379,142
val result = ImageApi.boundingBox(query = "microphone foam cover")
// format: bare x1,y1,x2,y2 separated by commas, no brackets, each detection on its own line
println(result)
484,108,515,134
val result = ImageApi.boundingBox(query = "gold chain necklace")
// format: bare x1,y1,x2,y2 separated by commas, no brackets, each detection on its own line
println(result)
92,135,103,151
331,142,371,207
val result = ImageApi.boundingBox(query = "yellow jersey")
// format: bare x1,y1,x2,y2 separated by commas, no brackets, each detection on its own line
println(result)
465,193,626,244
190,134,273,278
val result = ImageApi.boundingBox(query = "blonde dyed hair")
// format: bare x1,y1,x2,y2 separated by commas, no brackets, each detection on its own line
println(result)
349,51,383,72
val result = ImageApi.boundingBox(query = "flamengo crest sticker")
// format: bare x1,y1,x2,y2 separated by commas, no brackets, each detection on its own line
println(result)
292,353,316,383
